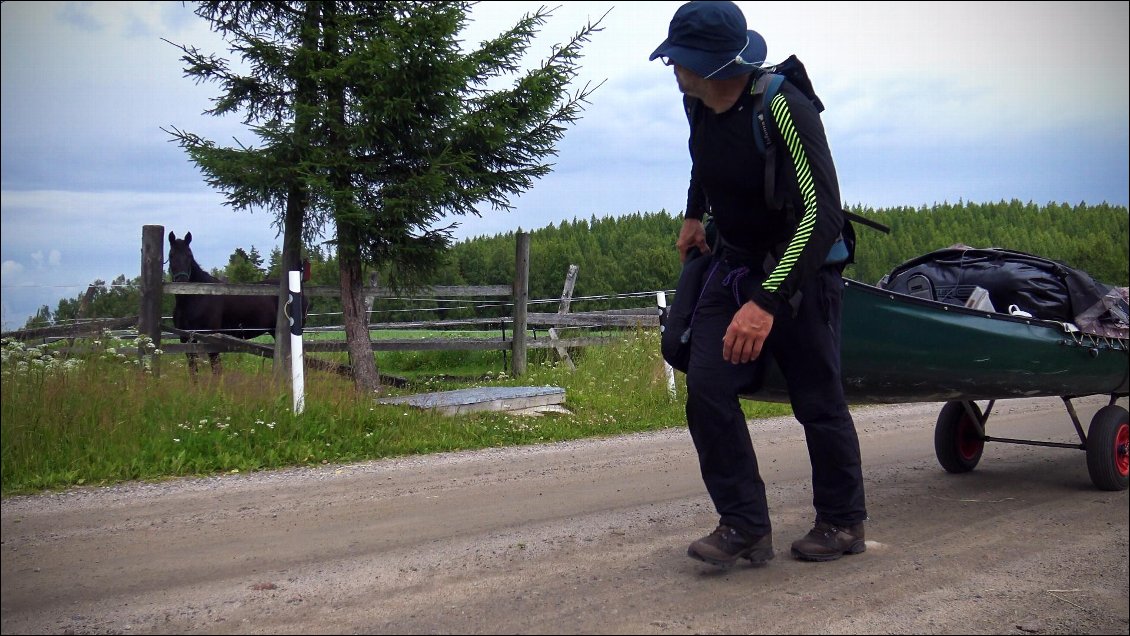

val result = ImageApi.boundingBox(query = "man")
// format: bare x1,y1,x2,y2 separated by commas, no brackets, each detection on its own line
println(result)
650,0,868,567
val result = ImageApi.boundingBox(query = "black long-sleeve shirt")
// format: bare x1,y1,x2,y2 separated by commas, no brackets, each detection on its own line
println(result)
683,72,844,315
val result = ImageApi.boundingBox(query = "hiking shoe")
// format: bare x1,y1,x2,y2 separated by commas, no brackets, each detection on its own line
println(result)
790,521,866,562
687,524,774,567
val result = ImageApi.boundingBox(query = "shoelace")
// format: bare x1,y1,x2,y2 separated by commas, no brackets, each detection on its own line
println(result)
817,523,852,538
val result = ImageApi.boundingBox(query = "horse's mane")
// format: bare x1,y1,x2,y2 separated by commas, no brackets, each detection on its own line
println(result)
190,259,220,284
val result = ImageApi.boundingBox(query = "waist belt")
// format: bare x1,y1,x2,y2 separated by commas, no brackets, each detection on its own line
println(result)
716,236,769,269
718,233,848,269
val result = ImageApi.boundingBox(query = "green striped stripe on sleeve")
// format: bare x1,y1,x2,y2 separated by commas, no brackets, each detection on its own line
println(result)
762,92,817,292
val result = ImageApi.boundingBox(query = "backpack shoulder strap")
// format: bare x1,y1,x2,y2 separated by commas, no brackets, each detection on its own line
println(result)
751,71,785,207
751,72,785,156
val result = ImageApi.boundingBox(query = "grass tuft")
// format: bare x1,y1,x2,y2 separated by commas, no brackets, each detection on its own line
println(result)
1,330,790,496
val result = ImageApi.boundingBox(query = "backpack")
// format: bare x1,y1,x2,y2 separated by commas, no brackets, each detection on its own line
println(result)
663,59,867,373
685,55,889,239
750,55,822,211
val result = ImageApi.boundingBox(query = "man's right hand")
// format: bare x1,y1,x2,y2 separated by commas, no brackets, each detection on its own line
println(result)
676,218,710,263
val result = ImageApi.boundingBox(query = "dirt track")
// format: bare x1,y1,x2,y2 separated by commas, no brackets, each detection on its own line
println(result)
2,395,1128,635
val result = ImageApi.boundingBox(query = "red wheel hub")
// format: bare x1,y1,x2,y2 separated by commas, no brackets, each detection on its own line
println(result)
1115,423,1129,477
958,415,983,460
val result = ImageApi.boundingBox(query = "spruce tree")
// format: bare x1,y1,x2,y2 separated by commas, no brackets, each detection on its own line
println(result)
166,1,605,390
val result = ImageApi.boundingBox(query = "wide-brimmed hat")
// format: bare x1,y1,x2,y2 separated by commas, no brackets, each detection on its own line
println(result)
649,1,767,80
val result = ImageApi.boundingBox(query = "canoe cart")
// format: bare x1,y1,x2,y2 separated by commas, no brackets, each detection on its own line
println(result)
749,277,1129,491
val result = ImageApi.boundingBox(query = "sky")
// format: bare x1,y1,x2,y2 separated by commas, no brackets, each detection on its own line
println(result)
2,1,1128,332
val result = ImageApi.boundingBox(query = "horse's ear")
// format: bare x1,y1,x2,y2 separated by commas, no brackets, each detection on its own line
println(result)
169,231,176,243
185,232,192,245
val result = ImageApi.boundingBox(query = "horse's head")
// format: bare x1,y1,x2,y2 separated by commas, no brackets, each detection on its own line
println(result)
168,231,195,282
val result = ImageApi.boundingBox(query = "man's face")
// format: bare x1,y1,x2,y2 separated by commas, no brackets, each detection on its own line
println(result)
672,64,704,99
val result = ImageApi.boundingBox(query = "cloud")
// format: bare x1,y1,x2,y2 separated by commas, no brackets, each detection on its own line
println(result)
2,260,26,279
26,249,62,269
1,0,1126,332
2,2,245,193
0,186,286,332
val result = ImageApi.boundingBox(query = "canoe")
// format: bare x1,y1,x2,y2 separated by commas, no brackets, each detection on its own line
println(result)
750,278,1128,404
845,278,1126,402
745,277,1129,491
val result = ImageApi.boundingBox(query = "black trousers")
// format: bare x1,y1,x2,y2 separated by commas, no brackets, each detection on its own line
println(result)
684,257,867,536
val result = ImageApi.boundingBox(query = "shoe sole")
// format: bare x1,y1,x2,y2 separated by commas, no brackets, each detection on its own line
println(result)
687,546,775,568
790,541,866,562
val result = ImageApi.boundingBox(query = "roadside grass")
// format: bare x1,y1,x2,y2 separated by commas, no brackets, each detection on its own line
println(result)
0,330,791,496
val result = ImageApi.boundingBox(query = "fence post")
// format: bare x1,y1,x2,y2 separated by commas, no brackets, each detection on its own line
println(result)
548,264,579,370
511,230,530,376
288,270,305,414
656,291,676,398
139,225,164,374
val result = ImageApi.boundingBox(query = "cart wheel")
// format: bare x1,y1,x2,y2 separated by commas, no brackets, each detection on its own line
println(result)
935,400,984,473
1085,404,1129,491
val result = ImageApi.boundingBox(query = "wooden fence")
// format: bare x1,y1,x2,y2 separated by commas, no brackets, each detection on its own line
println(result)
1,226,660,375
138,225,658,375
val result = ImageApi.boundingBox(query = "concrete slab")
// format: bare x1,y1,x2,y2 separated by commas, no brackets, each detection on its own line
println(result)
376,386,566,416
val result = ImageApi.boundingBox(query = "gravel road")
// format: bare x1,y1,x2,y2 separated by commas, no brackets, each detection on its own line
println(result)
2,395,1127,635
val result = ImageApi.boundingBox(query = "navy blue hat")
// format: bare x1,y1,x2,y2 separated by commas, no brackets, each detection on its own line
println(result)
649,1,767,80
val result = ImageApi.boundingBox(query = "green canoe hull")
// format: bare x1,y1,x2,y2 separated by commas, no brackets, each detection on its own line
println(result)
749,279,1129,405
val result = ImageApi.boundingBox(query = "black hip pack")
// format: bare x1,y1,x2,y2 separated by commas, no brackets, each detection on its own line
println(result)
660,249,713,374
661,228,854,374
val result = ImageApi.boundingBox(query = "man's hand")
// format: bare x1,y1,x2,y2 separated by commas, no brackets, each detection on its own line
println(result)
723,301,774,363
676,218,710,263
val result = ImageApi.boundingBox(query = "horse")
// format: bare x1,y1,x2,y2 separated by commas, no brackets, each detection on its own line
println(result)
167,231,306,375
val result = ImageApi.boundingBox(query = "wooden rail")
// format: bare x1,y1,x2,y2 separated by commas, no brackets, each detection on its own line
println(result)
139,224,538,374
3,227,660,376
163,282,511,298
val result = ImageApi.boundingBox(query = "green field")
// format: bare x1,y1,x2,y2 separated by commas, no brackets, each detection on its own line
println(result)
1,329,790,496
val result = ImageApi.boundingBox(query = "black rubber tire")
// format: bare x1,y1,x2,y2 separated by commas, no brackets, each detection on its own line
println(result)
935,400,985,473
1085,404,1129,491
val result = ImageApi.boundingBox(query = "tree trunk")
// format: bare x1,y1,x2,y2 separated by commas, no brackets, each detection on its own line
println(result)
339,247,380,393
272,1,320,384
321,1,378,394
